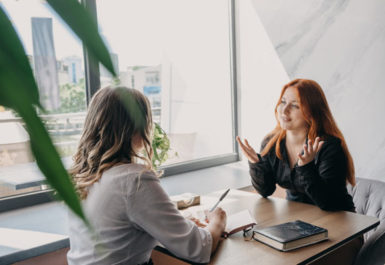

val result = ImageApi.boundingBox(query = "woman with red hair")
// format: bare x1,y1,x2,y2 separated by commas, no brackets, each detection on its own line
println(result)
237,79,355,211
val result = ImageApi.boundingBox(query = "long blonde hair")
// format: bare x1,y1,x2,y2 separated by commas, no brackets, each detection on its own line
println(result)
261,79,355,186
70,86,154,199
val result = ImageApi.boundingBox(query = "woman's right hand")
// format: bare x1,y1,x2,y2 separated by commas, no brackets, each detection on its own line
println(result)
205,207,227,228
236,136,260,163
205,208,226,253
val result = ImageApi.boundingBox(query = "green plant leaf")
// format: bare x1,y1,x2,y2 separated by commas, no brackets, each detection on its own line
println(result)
47,0,116,76
22,106,87,223
0,6,87,224
20,105,87,223
0,6,40,108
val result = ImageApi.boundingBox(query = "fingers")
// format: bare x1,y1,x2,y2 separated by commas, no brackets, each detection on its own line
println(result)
236,136,259,163
237,137,256,152
244,139,253,149
190,217,207,228
214,207,227,224
213,207,226,216
196,222,206,228
206,207,227,223
297,153,304,162
236,136,245,146
313,137,324,153
313,137,319,150
244,139,258,156
298,137,325,166
236,136,247,151
317,140,324,152
307,139,314,153
237,136,253,151
236,137,249,156
312,137,326,150
302,143,309,156
304,137,324,155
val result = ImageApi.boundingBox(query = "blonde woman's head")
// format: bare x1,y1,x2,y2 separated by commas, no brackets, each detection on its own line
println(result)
70,86,153,199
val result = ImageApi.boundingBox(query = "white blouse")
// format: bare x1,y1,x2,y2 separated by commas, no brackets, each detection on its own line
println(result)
67,164,212,265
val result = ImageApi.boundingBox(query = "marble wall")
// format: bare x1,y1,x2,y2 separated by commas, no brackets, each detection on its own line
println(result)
247,0,385,181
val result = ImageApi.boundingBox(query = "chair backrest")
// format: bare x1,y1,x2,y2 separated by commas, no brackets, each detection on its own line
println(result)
347,178,385,265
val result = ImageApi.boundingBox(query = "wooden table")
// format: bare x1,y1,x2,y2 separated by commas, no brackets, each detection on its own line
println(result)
154,189,380,265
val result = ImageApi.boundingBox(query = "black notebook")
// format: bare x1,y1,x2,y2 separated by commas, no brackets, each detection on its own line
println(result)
253,220,328,251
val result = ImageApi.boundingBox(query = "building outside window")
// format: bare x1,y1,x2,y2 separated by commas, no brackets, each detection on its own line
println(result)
0,0,87,200
0,0,238,207
97,0,235,165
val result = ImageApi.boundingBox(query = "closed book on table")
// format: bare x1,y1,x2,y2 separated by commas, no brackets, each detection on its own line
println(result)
253,220,328,251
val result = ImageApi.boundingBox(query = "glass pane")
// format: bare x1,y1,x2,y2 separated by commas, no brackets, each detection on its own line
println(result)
0,1,86,199
97,0,234,165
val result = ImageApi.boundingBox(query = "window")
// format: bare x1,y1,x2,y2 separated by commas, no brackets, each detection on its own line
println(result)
0,0,86,200
96,0,236,167
0,0,238,210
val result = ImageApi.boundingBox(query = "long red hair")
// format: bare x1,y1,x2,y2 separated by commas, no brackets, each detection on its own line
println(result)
261,79,355,185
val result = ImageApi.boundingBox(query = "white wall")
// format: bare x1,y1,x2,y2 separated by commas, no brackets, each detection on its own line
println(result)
238,0,289,155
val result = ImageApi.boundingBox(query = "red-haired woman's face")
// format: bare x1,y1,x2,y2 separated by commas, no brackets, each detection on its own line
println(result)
277,86,307,131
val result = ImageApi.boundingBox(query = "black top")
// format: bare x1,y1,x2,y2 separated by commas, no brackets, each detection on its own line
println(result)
249,135,355,212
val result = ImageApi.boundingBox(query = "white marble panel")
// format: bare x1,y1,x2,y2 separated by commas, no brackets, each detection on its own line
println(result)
251,0,385,181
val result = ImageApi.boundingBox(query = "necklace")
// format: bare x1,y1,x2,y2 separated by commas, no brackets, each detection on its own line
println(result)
285,141,304,169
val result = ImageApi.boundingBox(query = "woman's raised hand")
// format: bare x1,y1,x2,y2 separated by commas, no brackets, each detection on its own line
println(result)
236,136,260,163
297,137,324,166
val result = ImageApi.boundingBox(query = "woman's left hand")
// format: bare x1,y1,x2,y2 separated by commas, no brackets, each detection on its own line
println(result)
189,217,207,228
297,137,324,166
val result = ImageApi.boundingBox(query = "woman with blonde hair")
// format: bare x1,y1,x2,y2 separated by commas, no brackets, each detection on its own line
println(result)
67,86,226,265
237,79,355,211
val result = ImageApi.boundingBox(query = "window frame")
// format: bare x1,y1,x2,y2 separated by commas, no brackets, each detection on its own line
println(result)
0,0,240,213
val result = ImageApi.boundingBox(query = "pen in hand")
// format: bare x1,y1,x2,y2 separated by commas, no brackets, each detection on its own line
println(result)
209,189,230,212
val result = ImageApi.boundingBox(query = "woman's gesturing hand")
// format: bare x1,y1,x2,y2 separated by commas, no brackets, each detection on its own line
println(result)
236,136,260,163
297,137,324,166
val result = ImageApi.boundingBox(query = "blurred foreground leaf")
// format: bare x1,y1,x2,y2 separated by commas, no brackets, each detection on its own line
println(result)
47,0,116,75
0,0,117,225
0,6,86,223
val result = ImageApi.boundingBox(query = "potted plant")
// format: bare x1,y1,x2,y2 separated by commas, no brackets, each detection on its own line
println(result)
152,122,177,170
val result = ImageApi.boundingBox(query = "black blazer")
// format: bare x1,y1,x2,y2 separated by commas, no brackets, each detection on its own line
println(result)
249,135,355,212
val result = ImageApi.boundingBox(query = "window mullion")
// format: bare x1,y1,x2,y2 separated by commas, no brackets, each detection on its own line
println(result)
82,0,101,105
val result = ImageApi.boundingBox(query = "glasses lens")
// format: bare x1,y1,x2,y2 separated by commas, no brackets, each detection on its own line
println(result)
243,227,254,241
